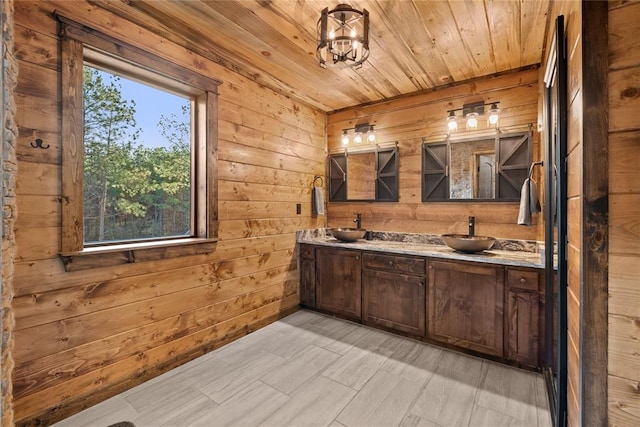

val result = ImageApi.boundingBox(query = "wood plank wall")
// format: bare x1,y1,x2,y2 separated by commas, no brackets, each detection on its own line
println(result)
607,2,640,425
326,69,541,241
11,1,325,424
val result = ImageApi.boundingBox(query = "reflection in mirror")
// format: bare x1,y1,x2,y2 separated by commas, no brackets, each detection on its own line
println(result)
347,152,376,200
422,130,532,202
449,138,494,199
474,153,496,198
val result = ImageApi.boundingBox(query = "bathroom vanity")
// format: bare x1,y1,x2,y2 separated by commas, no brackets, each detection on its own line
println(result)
297,230,549,369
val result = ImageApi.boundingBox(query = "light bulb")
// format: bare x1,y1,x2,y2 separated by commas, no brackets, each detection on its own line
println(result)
488,103,500,126
350,28,357,38
341,131,349,146
447,112,457,132
329,29,335,40
367,129,376,143
354,133,363,144
466,113,478,130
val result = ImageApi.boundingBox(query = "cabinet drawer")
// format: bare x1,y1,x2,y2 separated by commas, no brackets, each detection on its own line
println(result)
363,252,425,275
507,269,539,291
299,244,315,260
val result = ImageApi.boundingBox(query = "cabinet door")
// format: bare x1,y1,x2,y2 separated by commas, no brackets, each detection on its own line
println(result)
506,289,540,366
506,268,543,367
428,260,504,357
300,257,316,308
363,269,426,336
315,247,362,320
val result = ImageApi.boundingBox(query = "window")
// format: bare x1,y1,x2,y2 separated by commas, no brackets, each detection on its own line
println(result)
82,64,193,244
59,16,219,271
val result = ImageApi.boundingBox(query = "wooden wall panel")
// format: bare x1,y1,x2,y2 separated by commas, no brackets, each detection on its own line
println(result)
608,3,640,426
326,69,541,241
11,1,325,424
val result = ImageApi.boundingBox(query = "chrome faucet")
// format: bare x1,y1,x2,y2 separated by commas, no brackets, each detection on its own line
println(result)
354,213,362,229
468,216,475,236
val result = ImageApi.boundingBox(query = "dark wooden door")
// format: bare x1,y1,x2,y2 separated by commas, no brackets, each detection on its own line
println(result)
422,141,449,200
315,247,362,320
362,269,426,336
428,260,504,357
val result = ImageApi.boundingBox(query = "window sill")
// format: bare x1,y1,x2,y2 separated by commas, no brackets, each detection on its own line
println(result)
59,238,218,272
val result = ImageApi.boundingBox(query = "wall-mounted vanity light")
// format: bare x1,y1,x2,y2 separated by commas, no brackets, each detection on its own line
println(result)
341,123,376,146
317,3,370,69
446,101,500,133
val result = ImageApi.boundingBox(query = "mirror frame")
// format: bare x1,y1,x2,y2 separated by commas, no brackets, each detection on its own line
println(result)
421,130,533,202
328,145,399,202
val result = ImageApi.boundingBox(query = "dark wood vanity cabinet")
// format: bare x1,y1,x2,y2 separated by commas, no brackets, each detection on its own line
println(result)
300,243,546,368
315,246,362,321
299,244,316,308
505,268,544,367
428,260,505,357
362,253,426,336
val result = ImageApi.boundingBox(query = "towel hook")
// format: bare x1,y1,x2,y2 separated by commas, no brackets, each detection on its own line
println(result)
528,161,543,177
313,175,324,188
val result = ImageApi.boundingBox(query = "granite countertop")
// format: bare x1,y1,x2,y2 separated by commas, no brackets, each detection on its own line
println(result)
297,229,548,270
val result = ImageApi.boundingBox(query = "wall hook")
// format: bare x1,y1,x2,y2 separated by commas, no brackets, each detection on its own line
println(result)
31,138,50,149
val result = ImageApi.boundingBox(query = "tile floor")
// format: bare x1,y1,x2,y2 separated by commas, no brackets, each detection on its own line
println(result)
53,309,552,427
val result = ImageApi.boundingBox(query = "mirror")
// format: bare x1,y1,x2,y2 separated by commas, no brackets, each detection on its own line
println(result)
422,130,532,201
329,146,399,202
347,152,376,200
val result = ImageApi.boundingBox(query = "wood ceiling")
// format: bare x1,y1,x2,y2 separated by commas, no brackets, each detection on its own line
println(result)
92,0,552,112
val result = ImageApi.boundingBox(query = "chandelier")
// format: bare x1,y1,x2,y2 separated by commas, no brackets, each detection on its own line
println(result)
317,4,370,69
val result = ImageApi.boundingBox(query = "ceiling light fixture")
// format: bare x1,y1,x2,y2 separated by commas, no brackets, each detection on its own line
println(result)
446,101,501,133
341,123,375,146
317,4,370,69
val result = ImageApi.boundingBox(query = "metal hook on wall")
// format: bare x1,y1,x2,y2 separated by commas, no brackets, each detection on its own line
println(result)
31,138,50,149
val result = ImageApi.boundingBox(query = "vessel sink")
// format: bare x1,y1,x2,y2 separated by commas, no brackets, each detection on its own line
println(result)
329,228,367,242
441,234,496,253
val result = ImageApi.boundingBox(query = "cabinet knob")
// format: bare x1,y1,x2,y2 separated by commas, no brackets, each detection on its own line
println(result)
520,277,527,283
389,261,394,265
355,256,360,260
419,282,424,287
